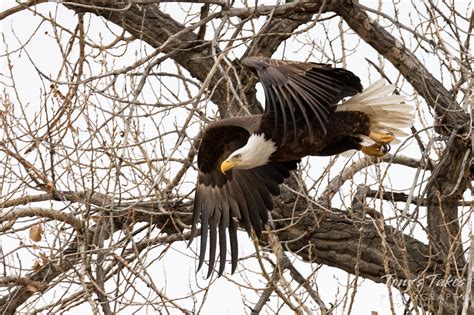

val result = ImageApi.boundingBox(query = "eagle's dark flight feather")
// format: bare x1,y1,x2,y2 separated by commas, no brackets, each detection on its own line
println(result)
189,123,298,277
242,57,363,144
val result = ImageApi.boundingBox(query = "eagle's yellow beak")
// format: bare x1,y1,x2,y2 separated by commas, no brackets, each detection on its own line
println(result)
220,159,239,174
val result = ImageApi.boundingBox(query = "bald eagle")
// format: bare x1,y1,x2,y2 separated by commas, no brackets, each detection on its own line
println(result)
189,57,413,277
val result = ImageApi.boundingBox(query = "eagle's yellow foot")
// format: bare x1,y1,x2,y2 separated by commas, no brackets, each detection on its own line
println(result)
361,144,388,157
369,131,395,145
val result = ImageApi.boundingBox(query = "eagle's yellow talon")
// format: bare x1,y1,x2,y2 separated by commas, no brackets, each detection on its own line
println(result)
369,131,395,144
361,144,387,157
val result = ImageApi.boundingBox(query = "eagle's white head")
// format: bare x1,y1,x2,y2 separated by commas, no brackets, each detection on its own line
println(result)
220,134,277,174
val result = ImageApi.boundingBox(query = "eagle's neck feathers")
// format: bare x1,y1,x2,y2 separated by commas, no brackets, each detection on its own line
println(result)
229,134,276,170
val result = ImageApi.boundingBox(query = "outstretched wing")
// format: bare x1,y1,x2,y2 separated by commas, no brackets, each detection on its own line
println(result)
242,56,363,144
189,123,298,277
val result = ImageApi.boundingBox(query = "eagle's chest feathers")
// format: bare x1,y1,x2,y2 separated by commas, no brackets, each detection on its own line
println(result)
270,134,327,161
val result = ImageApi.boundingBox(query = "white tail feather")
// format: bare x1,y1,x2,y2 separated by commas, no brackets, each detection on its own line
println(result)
336,80,414,137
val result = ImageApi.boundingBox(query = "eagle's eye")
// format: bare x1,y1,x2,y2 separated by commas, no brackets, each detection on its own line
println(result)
233,154,241,160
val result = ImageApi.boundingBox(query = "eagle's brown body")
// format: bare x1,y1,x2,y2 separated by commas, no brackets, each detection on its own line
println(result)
264,111,371,160
200,110,370,167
